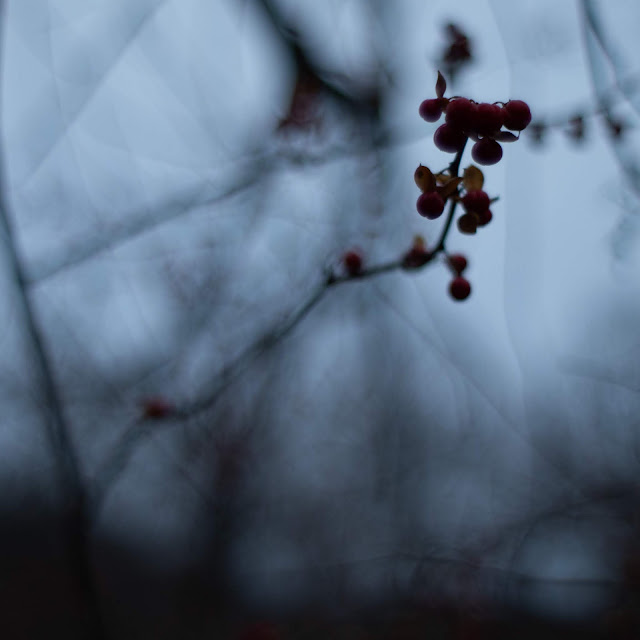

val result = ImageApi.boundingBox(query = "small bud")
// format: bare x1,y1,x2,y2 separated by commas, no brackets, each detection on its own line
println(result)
528,122,546,144
447,253,468,274
142,397,173,420
343,250,363,276
606,116,625,139
566,115,585,143
402,247,431,270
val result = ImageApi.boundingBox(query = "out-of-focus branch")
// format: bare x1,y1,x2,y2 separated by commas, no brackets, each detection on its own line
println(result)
93,146,470,511
0,3,106,636
582,0,640,119
254,0,382,119
581,0,640,196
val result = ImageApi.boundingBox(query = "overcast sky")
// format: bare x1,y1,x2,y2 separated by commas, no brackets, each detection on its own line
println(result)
2,0,640,624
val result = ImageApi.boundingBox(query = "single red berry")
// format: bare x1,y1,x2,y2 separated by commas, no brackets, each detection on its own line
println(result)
471,138,503,165
461,189,490,214
419,98,445,122
477,208,492,226
343,250,363,276
471,103,504,136
449,276,471,301
434,123,467,153
502,100,532,131
447,253,468,274
417,191,445,219
445,98,477,131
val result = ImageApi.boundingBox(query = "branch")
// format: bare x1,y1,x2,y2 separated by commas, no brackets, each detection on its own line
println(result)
581,0,640,196
0,3,106,636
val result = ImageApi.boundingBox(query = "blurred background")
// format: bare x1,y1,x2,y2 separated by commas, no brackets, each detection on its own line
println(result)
2,0,640,637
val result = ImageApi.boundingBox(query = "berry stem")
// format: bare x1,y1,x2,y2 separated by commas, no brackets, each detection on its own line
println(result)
434,140,467,252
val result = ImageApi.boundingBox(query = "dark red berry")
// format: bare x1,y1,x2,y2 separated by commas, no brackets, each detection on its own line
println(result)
449,276,471,301
445,98,477,131
447,253,468,274
462,189,490,213
477,208,492,226
419,98,444,122
434,123,467,153
343,251,363,276
417,191,445,218
471,138,503,165
471,103,504,136
502,100,531,131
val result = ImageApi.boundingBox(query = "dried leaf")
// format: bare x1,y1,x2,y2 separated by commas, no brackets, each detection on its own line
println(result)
457,212,478,235
414,165,436,192
495,131,518,143
412,234,426,250
438,176,463,200
462,165,484,191
435,71,447,99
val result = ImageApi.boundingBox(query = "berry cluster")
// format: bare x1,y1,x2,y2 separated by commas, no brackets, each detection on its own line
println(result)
338,73,530,303
419,72,531,166
412,163,493,300
456,170,493,235
413,73,532,300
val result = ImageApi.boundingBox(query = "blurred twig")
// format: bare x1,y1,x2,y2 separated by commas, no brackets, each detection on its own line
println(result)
0,2,106,636
581,0,640,196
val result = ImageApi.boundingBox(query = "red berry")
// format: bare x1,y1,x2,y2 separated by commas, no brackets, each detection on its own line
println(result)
449,276,471,301
419,98,445,122
471,138,503,165
477,208,492,226
343,250,363,276
471,103,504,136
416,191,445,218
461,189,490,213
434,123,467,153
502,100,531,131
445,98,477,131
447,253,468,274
